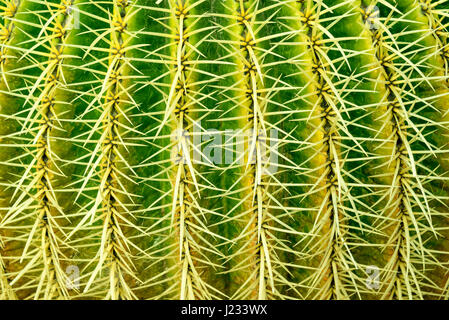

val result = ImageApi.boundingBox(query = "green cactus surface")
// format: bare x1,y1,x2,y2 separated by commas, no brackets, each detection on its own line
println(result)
1,0,449,300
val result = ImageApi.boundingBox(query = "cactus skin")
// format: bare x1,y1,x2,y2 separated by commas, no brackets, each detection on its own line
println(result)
0,0,449,300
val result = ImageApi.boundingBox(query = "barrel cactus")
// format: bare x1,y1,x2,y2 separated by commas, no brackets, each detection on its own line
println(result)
0,0,449,300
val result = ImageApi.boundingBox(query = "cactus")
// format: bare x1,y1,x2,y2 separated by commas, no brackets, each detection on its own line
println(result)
0,0,449,300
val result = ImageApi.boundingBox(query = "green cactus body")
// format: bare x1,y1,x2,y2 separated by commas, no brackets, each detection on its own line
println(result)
0,0,449,300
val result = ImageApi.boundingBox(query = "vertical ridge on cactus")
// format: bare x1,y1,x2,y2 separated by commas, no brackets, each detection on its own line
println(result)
1,0,449,300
